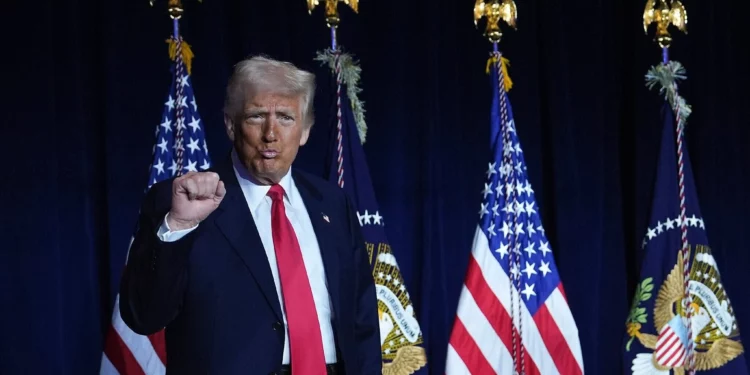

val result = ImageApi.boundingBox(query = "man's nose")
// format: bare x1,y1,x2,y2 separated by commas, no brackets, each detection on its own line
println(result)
261,119,277,142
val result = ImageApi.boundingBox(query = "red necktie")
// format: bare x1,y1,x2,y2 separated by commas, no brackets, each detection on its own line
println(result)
267,185,327,374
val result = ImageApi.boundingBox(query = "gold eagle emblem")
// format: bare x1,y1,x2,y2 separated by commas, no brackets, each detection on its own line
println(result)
633,246,744,373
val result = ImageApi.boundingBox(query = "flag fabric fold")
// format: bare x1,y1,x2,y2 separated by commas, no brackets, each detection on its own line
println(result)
622,98,747,375
100,35,211,375
445,53,584,375
319,50,428,374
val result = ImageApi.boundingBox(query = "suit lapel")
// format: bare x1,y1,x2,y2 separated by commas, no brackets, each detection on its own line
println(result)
294,171,342,320
213,157,283,320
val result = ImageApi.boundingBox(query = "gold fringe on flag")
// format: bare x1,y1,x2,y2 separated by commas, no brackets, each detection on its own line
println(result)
166,37,195,76
485,55,513,92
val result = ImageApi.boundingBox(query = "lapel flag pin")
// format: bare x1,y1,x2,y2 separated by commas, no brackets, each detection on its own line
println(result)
322,213,330,223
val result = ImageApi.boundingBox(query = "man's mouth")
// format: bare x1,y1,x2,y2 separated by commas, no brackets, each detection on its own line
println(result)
260,150,279,159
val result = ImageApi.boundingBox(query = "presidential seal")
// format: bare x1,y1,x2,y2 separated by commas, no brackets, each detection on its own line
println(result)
628,245,744,374
369,241,427,375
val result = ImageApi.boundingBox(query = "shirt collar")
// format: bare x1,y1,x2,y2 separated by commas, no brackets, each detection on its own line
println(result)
231,149,294,212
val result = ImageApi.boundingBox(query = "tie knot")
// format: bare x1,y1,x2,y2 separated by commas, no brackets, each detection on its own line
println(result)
267,184,285,202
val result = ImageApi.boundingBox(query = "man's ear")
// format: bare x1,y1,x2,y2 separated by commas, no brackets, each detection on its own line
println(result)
299,126,311,146
224,114,235,141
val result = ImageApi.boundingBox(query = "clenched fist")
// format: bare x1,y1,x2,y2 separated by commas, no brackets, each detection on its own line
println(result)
167,172,226,231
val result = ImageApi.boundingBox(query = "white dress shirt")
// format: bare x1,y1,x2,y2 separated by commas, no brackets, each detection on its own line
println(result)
157,153,337,364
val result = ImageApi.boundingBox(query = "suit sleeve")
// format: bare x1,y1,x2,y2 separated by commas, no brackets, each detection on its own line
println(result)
119,182,193,335
345,194,383,374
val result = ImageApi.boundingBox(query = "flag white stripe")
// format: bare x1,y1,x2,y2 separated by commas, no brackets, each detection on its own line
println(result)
111,296,166,375
456,285,514,374
545,288,585,369
445,344,472,375
99,353,118,375
471,225,562,375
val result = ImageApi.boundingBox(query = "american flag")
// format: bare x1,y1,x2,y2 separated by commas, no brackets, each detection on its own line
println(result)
100,34,211,375
445,53,584,375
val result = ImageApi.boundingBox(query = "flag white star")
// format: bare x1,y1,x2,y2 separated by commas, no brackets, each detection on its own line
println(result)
482,183,492,199
157,137,169,154
647,227,657,240
179,74,190,87
525,201,536,215
479,202,490,218
191,97,198,112
524,181,534,195
527,222,537,235
160,118,172,133
486,162,497,178
510,263,521,280
656,220,664,234
165,95,175,110
362,210,372,225
168,160,178,176
539,260,552,277
184,159,198,172
187,138,201,154
203,140,209,154
372,211,383,225
522,262,537,279
523,242,536,257
521,283,536,300
496,243,510,259
153,159,165,175
487,221,497,237
500,222,512,238
188,116,201,132
200,159,211,170
539,241,551,257
665,217,675,230
179,96,188,108
495,183,504,198
491,202,500,217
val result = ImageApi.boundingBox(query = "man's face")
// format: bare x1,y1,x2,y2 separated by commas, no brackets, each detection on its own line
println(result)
226,92,310,185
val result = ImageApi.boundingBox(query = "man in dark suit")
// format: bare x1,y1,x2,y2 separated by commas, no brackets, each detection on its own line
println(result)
120,56,382,375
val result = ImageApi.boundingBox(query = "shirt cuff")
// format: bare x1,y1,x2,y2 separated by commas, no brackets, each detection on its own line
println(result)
157,213,198,242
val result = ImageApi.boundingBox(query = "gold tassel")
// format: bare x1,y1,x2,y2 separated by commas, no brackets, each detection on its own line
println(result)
166,37,194,76
485,55,513,92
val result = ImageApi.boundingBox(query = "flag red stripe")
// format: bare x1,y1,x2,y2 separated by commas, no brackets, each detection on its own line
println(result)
533,302,582,375
448,318,496,374
464,256,542,375
147,330,167,365
104,325,146,375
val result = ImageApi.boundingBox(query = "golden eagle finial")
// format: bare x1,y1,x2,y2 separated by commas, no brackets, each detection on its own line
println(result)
307,0,359,28
149,0,203,19
643,0,687,48
474,0,517,43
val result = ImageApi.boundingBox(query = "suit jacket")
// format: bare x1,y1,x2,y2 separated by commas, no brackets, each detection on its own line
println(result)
120,155,382,375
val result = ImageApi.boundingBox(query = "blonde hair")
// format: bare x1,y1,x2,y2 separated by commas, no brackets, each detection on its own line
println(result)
223,55,316,128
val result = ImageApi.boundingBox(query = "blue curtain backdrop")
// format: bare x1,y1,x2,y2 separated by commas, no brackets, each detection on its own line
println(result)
2,0,749,373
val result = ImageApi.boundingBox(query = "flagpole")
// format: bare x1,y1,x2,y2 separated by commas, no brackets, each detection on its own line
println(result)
644,1,694,374
476,1,520,373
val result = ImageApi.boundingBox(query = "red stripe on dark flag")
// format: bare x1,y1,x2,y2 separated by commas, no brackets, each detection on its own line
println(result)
147,330,167,365
533,303,582,375
449,318,496,374
104,325,146,375
464,256,542,375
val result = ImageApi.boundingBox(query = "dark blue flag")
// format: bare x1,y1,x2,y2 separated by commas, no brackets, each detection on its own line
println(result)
319,50,427,374
623,104,747,374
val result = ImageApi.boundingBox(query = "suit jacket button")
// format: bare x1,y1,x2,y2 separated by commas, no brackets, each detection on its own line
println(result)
272,321,283,331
